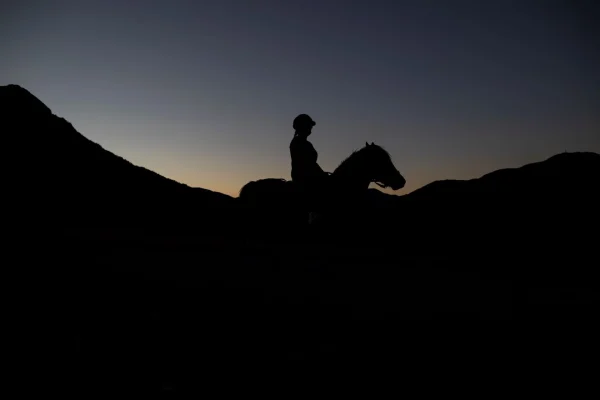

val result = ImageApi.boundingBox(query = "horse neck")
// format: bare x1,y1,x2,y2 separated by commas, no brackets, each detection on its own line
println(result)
333,150,372,192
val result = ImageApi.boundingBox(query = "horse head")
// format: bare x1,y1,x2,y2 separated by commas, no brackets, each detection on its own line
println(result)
333,142,406,192
363,142,406,190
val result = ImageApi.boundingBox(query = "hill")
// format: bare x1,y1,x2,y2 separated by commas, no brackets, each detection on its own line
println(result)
364,151,600,207
362,152,599,262
1,84,235,229
404,151,600,202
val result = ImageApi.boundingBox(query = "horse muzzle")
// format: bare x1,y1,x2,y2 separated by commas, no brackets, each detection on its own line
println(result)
391,175,406,190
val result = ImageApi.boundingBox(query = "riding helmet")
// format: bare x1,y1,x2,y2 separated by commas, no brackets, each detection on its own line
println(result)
293,114,316,130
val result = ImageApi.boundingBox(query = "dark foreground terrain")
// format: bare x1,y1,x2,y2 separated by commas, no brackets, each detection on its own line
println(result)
31,227,596,396
6,84,597,395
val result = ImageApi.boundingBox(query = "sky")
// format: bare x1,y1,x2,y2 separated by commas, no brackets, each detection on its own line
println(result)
2,0,599,196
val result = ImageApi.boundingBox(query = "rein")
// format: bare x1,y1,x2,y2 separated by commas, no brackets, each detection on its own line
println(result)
372,180,387,189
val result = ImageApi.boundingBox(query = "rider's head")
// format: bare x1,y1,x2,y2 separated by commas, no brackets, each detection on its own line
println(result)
293,114,315,137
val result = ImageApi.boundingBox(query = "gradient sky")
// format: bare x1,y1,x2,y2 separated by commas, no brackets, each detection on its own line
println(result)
2,0,599,196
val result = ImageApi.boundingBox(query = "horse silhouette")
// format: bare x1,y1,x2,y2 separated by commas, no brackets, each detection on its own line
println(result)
239,142,405,225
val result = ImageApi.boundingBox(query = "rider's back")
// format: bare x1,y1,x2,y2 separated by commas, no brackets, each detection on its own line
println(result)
290,135,325,185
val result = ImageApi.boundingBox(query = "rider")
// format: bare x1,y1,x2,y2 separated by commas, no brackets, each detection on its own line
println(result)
289,114,330,212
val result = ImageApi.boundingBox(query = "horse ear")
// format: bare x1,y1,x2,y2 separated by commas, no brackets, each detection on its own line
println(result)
371,142,375,146
366,141,369,147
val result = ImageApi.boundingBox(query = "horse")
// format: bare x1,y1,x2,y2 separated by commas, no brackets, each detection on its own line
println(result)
238,142,406,226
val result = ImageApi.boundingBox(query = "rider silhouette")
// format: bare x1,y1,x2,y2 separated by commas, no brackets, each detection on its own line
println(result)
289,114,329,212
